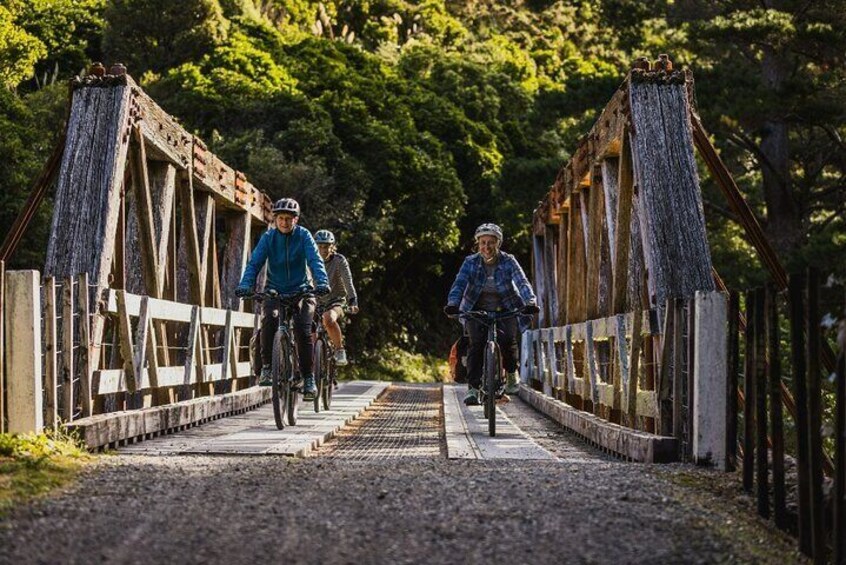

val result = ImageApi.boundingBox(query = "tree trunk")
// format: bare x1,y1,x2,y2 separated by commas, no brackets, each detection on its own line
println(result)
759,31,803,257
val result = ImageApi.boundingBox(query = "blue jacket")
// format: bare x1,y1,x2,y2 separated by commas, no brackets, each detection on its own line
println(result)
447,251,536,331
239,225,329,295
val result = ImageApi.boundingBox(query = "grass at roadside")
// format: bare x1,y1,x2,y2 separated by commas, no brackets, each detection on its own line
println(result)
338,346,450,383
0,430,91,517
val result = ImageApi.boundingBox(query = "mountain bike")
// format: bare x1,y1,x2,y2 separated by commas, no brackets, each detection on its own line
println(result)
449,309,522,437
244,289,314,429
313,301,356,412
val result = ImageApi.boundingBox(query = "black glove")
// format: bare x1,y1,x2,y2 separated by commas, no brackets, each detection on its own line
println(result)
315,285,331,297
235,286,252,298
444,304,460,317
521,303,540,315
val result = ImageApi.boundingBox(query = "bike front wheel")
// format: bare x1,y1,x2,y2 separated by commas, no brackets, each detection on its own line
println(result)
271,331,289,430
484,341,498,437
322,354,334,411
313,339,324,413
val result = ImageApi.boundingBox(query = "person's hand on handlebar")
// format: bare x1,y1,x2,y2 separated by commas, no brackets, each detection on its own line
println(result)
521,303,540,315
235,286,252,298
347,298,359,315
315,285,331,297
443,304,460,317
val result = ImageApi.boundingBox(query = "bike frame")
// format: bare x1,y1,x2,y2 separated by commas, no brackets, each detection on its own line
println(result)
453,309,521,394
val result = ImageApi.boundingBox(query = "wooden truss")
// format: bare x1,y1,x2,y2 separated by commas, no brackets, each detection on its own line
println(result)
42,66,273,414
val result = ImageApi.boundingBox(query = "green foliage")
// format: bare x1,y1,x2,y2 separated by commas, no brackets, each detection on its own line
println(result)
0,430,90,516
103,0,231,76
0,2,46,88
1,0,843,361
338,345,449,382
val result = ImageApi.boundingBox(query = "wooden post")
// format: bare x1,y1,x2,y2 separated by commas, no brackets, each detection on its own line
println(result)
727,290,740,471
658,299,675,436
77,272,92,418
544,225,559,326
532,235,547,327
692,291,727,469
835,309,845,565
0,260,6,434
115,290,137,394
44,277,58,429
806,268,826,563
672,298,684,444
557,211,568,325
0,261,3,433
789,272,812,555
4,270,43,433
754,287,769,518
61,277,75,421
767,284,786,528
627,307,642,428
743,290,756,493
613,134,634,314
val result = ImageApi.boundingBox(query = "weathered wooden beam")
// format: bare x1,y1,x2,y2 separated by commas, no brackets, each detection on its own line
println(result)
629,78,714,307
556,211,568,324
77,272,92,418
44,277,59,428
519,384,676,462
585,173,604,320
67,386,270,449
129,126,161,297
551,83,629,205
61,277,75,421
116,290,136,393
612,132,634,314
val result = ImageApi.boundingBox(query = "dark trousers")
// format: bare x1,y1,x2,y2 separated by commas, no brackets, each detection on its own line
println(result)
261,296,316,375
466,316,519,389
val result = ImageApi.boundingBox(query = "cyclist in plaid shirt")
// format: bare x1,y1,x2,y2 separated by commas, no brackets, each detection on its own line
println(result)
445,223,538,406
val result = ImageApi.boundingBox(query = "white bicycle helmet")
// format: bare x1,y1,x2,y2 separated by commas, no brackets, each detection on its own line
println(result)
314,229,336,244
272,198,300,216
474,223,503,242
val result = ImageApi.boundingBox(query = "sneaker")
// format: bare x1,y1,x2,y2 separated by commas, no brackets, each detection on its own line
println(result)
505,370,520,395
463,387,481,406
302,374,317,400
334,348,348,366
258,365,272,387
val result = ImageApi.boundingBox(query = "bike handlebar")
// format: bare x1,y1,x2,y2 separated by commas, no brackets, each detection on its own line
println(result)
448,309,522,322
242,289,315,303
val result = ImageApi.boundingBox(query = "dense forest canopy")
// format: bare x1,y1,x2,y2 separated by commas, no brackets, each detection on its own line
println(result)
1,0,844,357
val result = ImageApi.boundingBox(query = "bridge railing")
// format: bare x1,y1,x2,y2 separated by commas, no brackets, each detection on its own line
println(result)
520,290,728,466
731,269,845,563
2,269,261,437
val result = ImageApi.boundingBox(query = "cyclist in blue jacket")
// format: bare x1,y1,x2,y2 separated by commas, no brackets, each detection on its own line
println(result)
235,198,330,400
445,223,538,406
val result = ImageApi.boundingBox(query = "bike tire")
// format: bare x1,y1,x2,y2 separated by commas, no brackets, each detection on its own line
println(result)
271,331,288,430
313,339,324,413
322,354,334,410
286,344,300,426
485,341,497,437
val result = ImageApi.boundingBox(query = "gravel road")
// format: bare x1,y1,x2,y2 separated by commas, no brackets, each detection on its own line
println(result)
0,384,804,564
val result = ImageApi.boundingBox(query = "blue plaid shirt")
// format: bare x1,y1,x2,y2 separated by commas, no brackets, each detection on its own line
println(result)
447,252,536,331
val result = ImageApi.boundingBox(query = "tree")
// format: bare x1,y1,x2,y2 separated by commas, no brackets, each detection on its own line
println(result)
674,0,846,265
102,0,230,76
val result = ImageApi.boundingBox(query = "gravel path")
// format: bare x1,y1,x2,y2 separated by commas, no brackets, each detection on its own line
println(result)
0,384,804,564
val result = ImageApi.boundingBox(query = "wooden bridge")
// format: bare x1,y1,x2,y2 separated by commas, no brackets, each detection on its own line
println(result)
0,58,843,563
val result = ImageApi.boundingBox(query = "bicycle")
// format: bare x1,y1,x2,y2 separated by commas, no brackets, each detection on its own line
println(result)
243,289,314,430
312,301,342,412
448,309,522,437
